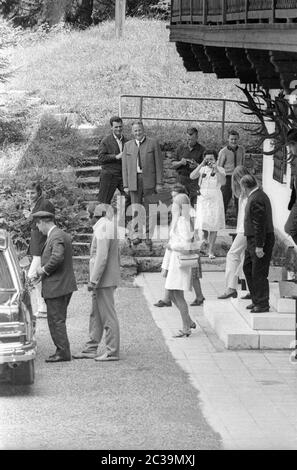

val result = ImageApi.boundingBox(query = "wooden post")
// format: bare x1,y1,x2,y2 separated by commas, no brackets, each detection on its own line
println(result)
202,0,207,25
222,0,226,24
115,0,126,39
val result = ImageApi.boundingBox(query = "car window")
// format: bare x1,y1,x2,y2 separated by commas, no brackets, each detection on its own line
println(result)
0,252,14,289
8,239,22,282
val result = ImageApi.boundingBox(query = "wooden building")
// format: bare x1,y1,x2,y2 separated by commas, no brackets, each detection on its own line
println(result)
169,0,297,246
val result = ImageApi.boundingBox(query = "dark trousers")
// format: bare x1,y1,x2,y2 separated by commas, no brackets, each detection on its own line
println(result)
128,174,155,240
243,233,275,308
284,202,297,245
176,174,198,208
45,293,72,359
221,175,233,214
97,170,130,226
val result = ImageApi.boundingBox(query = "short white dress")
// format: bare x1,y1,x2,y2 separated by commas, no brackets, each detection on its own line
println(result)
195,166,225,232
161,216,193,292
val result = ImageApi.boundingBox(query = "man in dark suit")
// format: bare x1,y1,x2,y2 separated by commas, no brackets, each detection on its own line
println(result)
284,128,297,244
34,210,77,362
122,120,163,246
23,181,55,318
172,127,205,207
241,175,275,313
98,116,129,205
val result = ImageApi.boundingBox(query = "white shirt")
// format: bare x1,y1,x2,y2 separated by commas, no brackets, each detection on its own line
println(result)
47,225,56,238
135,137,146,174
248,187,259,198
113,133,123,152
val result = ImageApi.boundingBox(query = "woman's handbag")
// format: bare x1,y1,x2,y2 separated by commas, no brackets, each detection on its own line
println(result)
178,252,199,268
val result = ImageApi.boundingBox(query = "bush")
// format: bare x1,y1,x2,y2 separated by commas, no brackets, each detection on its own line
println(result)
0,169,89,253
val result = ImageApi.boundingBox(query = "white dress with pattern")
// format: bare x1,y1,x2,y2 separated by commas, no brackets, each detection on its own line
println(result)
195,166,226,232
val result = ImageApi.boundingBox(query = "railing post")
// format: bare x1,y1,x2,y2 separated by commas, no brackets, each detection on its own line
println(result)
271,0,275,24
222,0,226,24
202,0,207,25
179,0,182,22
221,100,226,143
190,0,193,22
119,95,122,117
139,97,143,120
115,0,126,39
245,0,249,23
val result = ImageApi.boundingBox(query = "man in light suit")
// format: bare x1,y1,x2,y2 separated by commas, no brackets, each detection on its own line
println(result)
73,204,121,361
241,175,275,313
122,121,163,247
34,210,77,362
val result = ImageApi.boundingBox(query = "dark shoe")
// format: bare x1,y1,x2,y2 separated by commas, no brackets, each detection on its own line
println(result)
190,321,196,329
45,354,71,363
154,300,172,307
251,306,270,313
132,237,142,246
241,293,251,300
190,297,205,306
94,353,119,362
72,352,97,359
217,291,237,299
173,330,191,338
246,303,255,310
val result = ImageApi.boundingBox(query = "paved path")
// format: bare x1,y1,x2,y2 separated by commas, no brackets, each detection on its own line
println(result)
0,285,221,450
136,272,297,450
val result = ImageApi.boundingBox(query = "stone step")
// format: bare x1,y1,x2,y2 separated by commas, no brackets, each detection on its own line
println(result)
75,233,93,242
83,189,98,201
77,176,99,188
270,282,296,314
75,124,102,138
134,256,227,272
203,299,294,349
75,165,101,178
72,242,90,256
230,298,295,331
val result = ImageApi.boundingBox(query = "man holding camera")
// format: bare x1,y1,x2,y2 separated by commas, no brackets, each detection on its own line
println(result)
172,127,205,207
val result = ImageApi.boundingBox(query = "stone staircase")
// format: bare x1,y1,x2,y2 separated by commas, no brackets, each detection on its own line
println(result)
203,279,295,350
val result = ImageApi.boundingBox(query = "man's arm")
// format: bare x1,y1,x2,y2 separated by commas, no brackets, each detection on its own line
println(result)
122,143,128,190
42,235,65,276
98,138,119,164
172,145,186,169
89,232,110,287
154,139,163,187
217,148,226,168
250,198,266,248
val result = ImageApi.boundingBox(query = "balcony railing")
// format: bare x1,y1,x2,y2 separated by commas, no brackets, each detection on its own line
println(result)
171,0,297,24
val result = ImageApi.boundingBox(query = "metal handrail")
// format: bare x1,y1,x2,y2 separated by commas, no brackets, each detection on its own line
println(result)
119,94,257,141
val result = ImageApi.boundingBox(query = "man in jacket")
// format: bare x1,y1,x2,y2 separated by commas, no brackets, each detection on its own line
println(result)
171,127,205,207
122,121,163,246
218,129,245,215
73,204,121,361
241,175,275,313
34,210,77,362
23,181,55,318
284,128,297,244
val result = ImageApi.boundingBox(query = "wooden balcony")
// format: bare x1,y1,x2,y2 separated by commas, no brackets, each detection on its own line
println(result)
169,1,297,90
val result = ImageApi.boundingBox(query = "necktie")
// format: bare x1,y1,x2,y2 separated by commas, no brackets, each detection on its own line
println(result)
137,142,142,170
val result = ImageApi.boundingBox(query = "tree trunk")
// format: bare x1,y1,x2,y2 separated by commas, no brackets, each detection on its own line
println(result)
40,0,72,26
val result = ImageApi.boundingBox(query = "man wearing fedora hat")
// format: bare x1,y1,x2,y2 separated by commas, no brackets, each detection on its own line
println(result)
23,181,55,318
33,210,77,363
73,203,121,361
284,128,297,244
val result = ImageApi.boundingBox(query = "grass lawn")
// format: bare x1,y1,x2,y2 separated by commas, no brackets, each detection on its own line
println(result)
7,18,257,147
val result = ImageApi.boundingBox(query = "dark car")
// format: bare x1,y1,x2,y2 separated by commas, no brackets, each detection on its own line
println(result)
0,229,36,385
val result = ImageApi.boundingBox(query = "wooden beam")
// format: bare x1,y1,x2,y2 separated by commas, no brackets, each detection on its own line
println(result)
115,0,126,39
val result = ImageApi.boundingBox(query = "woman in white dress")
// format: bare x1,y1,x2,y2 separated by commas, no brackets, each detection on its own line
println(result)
217,166,252,299
161,193,197,338
190,150,226,259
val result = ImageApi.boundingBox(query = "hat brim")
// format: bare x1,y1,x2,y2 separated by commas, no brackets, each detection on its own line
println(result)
32,211,55,218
